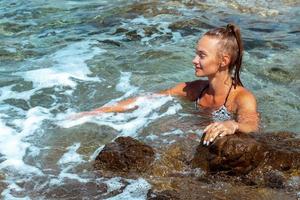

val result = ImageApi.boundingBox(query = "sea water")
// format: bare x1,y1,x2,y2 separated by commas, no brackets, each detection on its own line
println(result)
0,0,299,199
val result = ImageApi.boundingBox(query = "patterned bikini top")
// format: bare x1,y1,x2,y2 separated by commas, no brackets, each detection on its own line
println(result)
195,83,233,122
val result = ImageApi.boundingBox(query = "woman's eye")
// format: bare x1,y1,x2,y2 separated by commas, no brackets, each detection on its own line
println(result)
195,51,205,59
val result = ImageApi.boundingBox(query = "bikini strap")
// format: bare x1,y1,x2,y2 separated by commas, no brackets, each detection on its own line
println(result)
196,82,232,108
223,82,233,106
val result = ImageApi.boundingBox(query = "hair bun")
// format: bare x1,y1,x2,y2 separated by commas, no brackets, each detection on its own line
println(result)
226,24,235,33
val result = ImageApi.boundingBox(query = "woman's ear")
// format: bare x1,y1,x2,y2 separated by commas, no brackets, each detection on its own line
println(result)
220,54,231,69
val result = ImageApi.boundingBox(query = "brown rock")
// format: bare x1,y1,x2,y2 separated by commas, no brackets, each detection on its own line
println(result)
147,176,295,200
191,132,300,187
125,30,142,41
168,19,214,36
127,2,181,17
255,132,300,171
94,137,155,173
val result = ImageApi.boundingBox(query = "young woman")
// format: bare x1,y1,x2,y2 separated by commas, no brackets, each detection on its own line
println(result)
76,24,259,146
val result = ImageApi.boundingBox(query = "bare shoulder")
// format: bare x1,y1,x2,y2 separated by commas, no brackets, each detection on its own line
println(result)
234,86,257,110
233,86,260,133
160,79,208,101
183,79,208,101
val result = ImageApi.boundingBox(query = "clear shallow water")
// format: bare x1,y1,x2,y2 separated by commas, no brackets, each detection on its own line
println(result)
0,0,299,199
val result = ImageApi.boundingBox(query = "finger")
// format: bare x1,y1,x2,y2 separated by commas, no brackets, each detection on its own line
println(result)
218,130,226,137
203,124,216,144
205,128,222,146
203,123,222,145
203,129,212,145
206,125,223,140
203,123,214,133
219,130,229,137
203,132,209,145
207,130,222,145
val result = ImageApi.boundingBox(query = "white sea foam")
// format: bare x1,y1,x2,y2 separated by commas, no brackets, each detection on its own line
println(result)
162,129,184,136
49,172,89,186
1,182,31,200
103,177,124,194
26,146,40,158
0,107,48,176
131,16,151,25
0,40,105,103
105,178,151,200
116,72,138,93
0,106,53,200
123,15,178,45
107,71,139,104
48,143,88,186
0,39,107,199
89,145,104,161
50,164,89,186
58,143,84,165
21,40,105,89
59,70,181,137
60,94,182,138
145,134,159,141
0,85,34,101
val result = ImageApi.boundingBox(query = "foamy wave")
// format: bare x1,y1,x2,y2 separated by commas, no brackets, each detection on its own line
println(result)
103,177,124,194
108,71,139,104
1,182,31,200
20,40,105,89
60,94,182,138
49,143,88,186
58,143,84,165
162,129,184,136
121,15,182,45
0,106,52,199
0,107,49,175
105,178,151,200
0,40,106,104
89,145,104,161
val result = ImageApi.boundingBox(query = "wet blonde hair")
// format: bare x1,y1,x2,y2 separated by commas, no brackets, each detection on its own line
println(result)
204,23,244,87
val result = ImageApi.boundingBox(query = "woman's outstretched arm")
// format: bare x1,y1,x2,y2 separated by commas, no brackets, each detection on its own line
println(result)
73,82,190,118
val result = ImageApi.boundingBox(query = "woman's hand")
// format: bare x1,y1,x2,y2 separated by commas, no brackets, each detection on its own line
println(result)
203,120,239,146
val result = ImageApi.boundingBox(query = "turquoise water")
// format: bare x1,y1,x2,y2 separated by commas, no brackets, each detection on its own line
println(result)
0,0,299,199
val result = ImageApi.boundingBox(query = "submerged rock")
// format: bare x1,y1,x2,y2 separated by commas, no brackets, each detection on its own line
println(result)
168,19,214,36
94,137,155,173
146,176,295,200
267,67,292,83
125,30,142,41
147,189,180,200
94,133,300,199
191,131,300,188
97,39,122,47
127,2,181,17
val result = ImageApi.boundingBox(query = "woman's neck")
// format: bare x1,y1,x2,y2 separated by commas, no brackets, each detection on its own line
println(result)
207,72,232,97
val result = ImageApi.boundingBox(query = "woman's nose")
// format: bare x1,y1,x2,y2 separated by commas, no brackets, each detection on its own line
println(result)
192,55,198,65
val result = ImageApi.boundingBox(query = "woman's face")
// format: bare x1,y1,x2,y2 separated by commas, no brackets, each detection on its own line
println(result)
193,36,221,77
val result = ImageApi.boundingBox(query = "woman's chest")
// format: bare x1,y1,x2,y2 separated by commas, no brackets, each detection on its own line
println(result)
196,93,238,114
